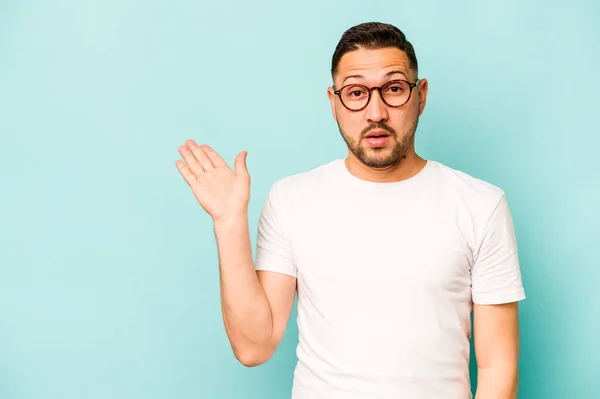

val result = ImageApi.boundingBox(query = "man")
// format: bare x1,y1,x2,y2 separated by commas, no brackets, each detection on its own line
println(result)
175,22,526,399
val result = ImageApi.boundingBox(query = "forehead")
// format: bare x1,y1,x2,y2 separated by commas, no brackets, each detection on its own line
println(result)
336,47,412,84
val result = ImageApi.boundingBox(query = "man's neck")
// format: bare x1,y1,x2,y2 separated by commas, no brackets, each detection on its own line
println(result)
344,151,427,184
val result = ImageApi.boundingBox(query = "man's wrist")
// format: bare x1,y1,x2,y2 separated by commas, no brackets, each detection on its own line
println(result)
213,211,249,231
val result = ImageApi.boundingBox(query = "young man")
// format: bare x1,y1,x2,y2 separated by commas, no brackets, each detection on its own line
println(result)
176,22,526,399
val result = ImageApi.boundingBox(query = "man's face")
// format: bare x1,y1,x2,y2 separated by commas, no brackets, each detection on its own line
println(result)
327,47,428,169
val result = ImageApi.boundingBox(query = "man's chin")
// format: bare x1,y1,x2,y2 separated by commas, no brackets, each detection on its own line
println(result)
357,152,399,169
361,145,394,158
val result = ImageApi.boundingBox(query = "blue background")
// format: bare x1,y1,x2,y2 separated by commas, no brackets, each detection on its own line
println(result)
1,1,598,398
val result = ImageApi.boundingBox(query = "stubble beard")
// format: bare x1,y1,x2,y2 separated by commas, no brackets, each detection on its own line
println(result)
337,117,419,169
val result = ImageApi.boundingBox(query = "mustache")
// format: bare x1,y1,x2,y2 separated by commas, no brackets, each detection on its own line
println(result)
361,122,396,138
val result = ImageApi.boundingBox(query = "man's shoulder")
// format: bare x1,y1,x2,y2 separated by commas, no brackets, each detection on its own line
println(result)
268,158,341,197
430,160,506,206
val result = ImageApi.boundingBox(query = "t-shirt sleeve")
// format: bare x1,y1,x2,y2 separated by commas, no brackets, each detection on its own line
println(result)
471,194,526,305
254,183,298,278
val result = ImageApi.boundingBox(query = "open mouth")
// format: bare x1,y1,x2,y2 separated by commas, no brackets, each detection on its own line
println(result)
364,134,390,147
364,129,391,139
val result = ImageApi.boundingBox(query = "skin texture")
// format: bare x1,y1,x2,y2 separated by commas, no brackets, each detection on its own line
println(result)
175,45,521,397
327,46,429,183
473,302,520,399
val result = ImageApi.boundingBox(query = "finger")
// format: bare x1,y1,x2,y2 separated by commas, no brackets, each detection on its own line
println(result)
175,160,196,186
201,145,227,168
178,145,204,176
234,151,249,176
186,141,214,171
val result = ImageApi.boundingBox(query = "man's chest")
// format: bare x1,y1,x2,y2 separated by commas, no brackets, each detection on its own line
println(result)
288,200,475,308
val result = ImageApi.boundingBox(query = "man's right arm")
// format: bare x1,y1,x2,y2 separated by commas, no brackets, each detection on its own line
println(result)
214,213,297,367
174,141,296,367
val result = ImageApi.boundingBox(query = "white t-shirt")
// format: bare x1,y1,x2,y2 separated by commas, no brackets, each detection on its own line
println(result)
254,158,526,399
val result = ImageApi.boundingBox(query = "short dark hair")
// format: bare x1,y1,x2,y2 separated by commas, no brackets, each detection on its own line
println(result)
331,22,418,83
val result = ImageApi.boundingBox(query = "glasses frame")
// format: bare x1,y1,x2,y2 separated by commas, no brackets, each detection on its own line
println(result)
333,79,420,112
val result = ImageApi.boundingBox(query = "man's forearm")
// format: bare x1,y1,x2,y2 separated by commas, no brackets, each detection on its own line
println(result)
214,213,274,363
475,365,519,399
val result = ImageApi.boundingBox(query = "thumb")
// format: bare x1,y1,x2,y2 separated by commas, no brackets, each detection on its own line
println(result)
234,151,249,176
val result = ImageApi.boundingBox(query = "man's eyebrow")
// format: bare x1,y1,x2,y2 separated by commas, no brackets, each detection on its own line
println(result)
341,74,363,85
341,70,408,86
384,70,408,78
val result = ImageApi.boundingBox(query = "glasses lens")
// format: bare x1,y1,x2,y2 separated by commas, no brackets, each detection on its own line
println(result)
340,84,369,111
381,80,411,106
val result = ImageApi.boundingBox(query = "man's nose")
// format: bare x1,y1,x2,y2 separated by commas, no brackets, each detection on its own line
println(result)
365,89,389,123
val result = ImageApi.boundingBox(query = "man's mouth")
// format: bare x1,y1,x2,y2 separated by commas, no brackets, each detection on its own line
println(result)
364,130,390,139
364,131,391,147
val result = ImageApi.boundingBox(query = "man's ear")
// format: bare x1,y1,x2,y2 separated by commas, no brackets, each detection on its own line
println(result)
417,78,429,117
327,86,337,120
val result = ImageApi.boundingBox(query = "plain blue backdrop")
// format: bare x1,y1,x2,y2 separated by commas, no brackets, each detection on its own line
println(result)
1,0,599,398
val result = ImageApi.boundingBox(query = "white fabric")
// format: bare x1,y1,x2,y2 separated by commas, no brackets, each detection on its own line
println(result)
254,158,526,399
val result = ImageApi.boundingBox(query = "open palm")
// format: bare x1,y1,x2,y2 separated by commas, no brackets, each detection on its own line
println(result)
175,140,250,222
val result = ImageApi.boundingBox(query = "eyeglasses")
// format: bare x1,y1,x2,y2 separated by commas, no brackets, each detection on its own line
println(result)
333,79,419,112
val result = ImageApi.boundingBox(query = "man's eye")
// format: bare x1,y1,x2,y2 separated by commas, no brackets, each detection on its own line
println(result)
387,85,404,93
347,88,367,97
